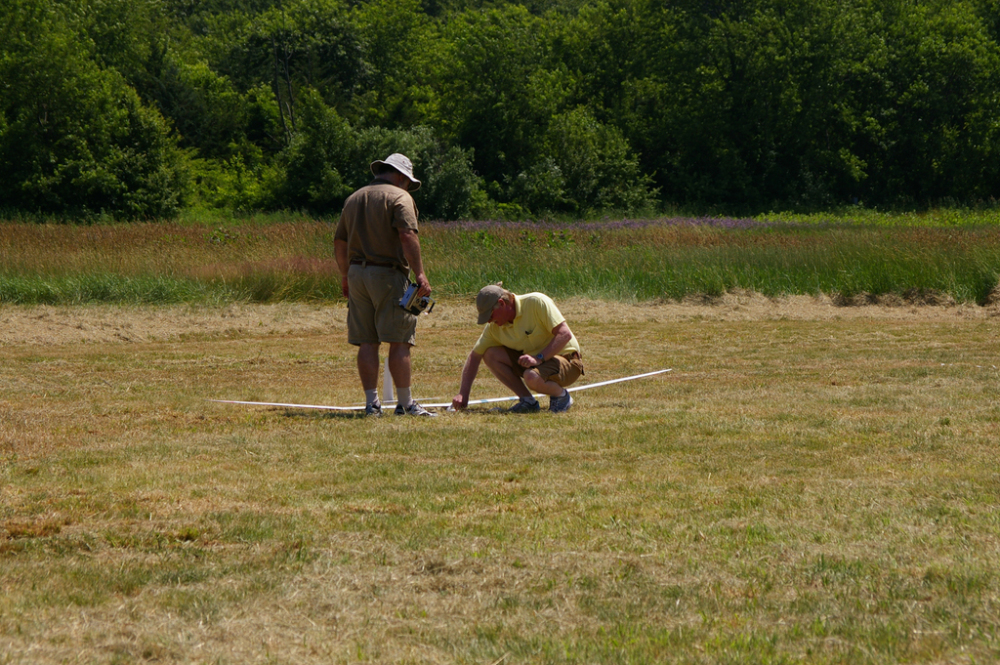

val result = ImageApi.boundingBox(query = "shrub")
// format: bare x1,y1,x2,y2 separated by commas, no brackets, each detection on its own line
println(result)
0,1,188,220
278,97,486,219
543,107,659,215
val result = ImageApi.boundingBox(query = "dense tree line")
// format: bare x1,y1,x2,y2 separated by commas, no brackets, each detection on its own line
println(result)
3,0,1000,220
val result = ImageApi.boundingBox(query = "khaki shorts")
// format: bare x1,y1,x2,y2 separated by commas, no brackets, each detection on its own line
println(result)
347,264,416,345
502,346,584,388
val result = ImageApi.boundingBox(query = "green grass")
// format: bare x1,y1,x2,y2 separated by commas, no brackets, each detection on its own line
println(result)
756,206,1000,227
428,223,1000,304
0,273,218,304
2,214,1000,306
1,302,999,663
2,209,999,662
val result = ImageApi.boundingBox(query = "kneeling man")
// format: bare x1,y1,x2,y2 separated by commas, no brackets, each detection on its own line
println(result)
451,284,584,413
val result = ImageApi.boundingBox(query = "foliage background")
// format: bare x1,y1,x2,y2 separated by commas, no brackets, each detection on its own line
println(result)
3,0,1000,220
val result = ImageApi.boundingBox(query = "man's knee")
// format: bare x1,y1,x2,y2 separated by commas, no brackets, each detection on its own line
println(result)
358,343,379,360
388,341,412,356
523,370,545,390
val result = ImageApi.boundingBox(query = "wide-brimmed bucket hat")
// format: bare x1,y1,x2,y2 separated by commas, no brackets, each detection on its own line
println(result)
370,153,421,191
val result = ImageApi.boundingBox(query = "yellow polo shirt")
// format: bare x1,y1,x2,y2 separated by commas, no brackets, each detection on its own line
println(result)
473,293,581,358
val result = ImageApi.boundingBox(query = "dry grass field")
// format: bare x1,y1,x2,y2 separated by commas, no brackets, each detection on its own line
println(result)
2,296,999,664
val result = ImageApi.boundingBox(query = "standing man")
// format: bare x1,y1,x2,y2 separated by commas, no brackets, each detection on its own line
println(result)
335,153,436,417
451,284,584,413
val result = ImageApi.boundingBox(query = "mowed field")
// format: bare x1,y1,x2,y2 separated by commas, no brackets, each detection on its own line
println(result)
1,296,999,664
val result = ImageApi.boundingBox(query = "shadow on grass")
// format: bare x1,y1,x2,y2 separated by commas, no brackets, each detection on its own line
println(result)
271,405,527,419
279,410,370,420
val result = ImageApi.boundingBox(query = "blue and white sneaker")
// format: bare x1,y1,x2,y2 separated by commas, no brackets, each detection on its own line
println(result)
364,400,383,417
549,390,573,413
394,401,438,417
507,398,541,414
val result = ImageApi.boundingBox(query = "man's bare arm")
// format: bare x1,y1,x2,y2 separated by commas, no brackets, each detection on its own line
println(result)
398,228,430,297
451,351,483,410
334,238,350,298
519,322,574,367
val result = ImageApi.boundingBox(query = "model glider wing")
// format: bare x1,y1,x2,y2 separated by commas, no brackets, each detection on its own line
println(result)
209,399,366,411
211,368,672,411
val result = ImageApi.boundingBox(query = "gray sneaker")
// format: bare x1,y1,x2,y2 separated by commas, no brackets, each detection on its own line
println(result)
394,401,438,417
549,390,573,413
507,398,541,414
364,400,383,417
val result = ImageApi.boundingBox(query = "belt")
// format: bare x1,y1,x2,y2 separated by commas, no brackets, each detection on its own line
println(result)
351,259,406,272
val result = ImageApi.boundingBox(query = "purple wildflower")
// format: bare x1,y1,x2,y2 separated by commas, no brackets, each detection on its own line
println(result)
424,216,774,232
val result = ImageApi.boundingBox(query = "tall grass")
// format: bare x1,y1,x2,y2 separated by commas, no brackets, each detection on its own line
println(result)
1,217,999,305
0,221,341,304
756,206,1000,227
427,221,1000,304
0,274,217,305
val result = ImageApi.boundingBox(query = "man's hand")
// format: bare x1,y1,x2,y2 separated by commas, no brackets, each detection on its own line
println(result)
414,271,431,298
518,354,540,368
341,274,349,298
451,394,468,410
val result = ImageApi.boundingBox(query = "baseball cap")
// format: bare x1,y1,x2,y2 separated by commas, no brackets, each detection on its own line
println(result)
476,284,505,325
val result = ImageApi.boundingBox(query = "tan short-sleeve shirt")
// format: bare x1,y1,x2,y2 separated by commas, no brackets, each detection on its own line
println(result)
334,180,419,270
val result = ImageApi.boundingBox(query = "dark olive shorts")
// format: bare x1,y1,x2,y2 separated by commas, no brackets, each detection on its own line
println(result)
502,346,584,387
347,264,416,346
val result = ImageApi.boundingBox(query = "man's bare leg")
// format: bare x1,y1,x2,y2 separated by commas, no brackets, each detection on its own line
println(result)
386,342,413,388
482,347,533,399
357,343,380,391
523,370,565,398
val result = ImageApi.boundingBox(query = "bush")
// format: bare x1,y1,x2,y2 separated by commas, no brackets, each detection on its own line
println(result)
0,0,188,220
543,108,658,215
276,95,486,219
279,90,355,212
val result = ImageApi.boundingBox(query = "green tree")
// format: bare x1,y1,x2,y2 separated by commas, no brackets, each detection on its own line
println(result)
543,107,658,214
0,0,187,219
350,124,486,220
353,0,435,127
213,0,366,138
864,0,1000,204
640,0,887,208
278,91,485,219
279,89,355,211
431,6,566,190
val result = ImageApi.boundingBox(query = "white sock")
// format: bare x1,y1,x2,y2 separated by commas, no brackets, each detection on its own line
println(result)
524,395,538,404
365,389,379,406
396,387,412,409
